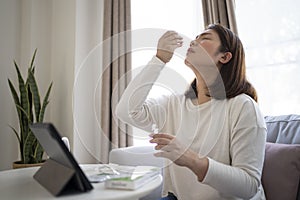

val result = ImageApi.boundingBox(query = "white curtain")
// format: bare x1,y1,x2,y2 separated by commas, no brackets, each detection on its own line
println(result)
73,0,104,163
235,0,300,115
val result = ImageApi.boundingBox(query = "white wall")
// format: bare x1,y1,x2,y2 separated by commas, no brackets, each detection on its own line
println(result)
50,0,75,151
73,0,104,163
0,0,99,170
0,0,21,171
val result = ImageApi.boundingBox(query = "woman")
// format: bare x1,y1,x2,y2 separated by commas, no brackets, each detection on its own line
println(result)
116,24,266,200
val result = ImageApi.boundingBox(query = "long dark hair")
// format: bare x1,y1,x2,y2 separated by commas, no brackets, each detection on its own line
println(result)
185,24,258,102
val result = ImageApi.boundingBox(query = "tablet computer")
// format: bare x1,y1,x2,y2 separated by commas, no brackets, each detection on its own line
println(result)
30,123,93,196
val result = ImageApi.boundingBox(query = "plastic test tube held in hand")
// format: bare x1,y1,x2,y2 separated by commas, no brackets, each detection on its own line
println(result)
152,124,159,134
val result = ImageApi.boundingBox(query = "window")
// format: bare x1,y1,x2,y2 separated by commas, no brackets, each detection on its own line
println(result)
131,0,203,145
235,0,300,116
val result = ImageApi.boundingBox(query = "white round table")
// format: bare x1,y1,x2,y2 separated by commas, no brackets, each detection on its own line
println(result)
0,165,162,200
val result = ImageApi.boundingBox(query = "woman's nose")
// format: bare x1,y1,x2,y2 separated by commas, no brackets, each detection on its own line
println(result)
190,40,197,47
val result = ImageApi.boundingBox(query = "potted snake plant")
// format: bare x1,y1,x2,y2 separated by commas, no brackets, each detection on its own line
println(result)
8,49,53,168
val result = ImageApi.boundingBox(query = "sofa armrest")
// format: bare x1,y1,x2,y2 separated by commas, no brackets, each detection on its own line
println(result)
109,145,164,167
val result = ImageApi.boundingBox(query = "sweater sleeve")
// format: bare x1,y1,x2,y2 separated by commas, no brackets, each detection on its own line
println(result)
202,98,267,199
115,56,168,132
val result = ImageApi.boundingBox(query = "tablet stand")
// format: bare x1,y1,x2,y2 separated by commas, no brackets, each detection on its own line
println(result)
34,158,76,196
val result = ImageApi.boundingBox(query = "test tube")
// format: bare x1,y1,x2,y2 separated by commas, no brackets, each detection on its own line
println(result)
152,124,159,134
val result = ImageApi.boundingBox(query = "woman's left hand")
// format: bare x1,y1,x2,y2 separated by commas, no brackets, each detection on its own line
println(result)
149,133,197,167
150,133,209,181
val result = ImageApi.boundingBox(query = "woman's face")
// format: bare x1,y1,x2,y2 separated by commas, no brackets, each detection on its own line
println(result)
184,29,228,84
185,29,224,67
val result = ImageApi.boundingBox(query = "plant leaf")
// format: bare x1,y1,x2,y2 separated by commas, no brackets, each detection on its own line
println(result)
32,66,35,74
8,79,22,125
39,82,53,122
33,140,44,163
23,131,35,164
30,49,37,71
8,125,21,144
28,71,41,122
27,83,33,122
14,61,30,152
16,104,32,124
8,125,23,161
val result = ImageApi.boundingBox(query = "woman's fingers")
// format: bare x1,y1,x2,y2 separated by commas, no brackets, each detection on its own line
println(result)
166,35,183,42
149,133,199,168
150,133,180,153
154,144,164,150
150,133,174,139
156,30,183,63
158,36,182,47
162,30,178,38
150,133,174,150
149,137,170,145
163,30,181,38
164,32,183,45
155,143,176,152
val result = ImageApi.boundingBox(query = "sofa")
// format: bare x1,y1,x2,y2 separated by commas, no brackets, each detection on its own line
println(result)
109,115,300,200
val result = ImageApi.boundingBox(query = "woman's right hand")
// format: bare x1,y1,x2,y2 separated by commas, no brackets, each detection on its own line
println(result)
156,31,183,63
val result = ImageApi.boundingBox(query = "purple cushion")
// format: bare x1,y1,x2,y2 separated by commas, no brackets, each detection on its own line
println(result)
262,142,300,200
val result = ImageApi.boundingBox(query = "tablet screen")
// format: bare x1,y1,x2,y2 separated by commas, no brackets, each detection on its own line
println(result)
30,123,93,194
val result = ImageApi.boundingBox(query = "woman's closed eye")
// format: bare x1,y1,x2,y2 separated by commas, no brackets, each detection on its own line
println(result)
201,37,210,40
195,35,211,41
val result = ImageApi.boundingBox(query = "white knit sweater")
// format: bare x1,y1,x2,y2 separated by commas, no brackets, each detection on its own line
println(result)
115,56,267,200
